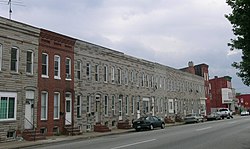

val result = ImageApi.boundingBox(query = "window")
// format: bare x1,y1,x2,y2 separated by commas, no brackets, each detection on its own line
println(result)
131,70,134,83
104,95,108,115
117,68,121,84
76,60,81,80
141,73,144,87
26,50,33,74
42,53,48,77
95,64,99,82
76,95,81,118
54,92,60,119
0,92,17,121
86,63,91,80
143,100,149,113
54,55,60,79
124,69,128,85
10,47,19,72
151,76,154,88
104,65,108,83
65,57,71,79
0,44,2,71
87,95,91,113
131,96,135,114
125,96,129,114
145,75,149,87
111,95,115,116
111,66,115,83
137,96,140,111
41,92,48,120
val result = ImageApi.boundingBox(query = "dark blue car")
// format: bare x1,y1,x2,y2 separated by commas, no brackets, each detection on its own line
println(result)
132,116,165,131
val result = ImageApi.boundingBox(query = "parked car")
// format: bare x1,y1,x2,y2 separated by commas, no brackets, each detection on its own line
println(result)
184,113,204,123
206,112,221,121
217,108,233,119
240,111,249,116
132,116,165,131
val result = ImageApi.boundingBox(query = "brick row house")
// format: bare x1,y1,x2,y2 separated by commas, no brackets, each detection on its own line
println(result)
0,16,207,141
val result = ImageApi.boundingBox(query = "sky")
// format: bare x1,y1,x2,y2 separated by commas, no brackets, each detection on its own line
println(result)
0,0,249,94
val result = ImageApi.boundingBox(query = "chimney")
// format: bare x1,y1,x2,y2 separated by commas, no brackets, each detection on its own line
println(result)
188,61,194,67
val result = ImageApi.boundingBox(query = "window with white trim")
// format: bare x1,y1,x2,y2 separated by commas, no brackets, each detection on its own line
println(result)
104,95,108,116
76,60,81,80
131,70,134,83
10,47,19,72
86,63,91,80
95,64,99,82
87,95,91,113
104,65,108,83
54,55,60,79
0,92,17,121
141,72,144,87
26,50,33,74
124,69,128,85
111,95,115,116
54,92,60,119
76,95,81,118
111,66,115,83
41,92,48,120
117,68,121,84
125,96,129,115
131,96,135,114
42,53,48,77
65,57,71,80
0,44,2,71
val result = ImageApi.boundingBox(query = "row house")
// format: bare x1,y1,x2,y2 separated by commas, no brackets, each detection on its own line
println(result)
74,40,206,132
236,94,250,111
0,17,40,142
0,16,206,140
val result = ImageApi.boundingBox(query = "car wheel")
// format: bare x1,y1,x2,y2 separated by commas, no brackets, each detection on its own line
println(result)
150,124,154,130
161,123,165,129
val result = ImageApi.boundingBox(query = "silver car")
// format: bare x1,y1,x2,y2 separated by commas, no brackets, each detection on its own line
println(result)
184,113,204,123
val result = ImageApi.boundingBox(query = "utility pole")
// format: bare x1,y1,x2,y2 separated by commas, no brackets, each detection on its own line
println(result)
8,0,12,19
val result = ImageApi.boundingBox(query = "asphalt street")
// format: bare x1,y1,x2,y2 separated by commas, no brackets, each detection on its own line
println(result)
25,116,250,149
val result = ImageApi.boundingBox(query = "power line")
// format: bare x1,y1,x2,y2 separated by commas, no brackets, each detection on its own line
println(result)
0,0,25,19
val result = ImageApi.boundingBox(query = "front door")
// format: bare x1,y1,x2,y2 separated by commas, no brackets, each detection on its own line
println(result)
24,100,33,129
95,95,101,123
65,93,72,125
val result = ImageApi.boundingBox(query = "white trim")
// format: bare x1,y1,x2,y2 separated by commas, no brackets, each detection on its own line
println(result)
10,47,19,72
41,91,48,120
41,53,49,78
53,92,60,120
26,50,34,75
54,55,61,79
65,57,71,80
0,92,17,121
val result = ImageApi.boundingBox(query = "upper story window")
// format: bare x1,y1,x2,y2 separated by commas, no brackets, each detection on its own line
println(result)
26,50,33,74
124,69,128,85
65,57,71,80
86,63,91,80
95,64,99,82
111,66,115,83
54,55,60,79
145,74,149,87
0,44,2,71
104,65,108,83
151,76,154,88
10,47,19,72
117,68,121,85
76,60,81,80
141,72,145,87
131,70,134,83
42,53,48,77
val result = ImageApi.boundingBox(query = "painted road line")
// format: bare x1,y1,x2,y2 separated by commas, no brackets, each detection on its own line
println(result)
110,139,157,149
196,127,212,131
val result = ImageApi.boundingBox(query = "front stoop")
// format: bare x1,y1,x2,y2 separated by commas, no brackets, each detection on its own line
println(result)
64,126,82,136
94,123,111,132
117,121,132,129
22,129,46,141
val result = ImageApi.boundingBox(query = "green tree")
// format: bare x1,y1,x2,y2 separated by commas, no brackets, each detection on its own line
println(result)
225,0,250,86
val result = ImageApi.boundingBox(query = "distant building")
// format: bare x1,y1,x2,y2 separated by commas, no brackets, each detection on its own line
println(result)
236,94,250,110
181,61,209,115
209,76,236,112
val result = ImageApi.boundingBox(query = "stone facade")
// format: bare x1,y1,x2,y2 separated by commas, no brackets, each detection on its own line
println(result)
0,16,40,142
74,40,206,133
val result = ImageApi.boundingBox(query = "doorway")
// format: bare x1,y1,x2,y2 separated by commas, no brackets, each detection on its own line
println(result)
65,93,72,125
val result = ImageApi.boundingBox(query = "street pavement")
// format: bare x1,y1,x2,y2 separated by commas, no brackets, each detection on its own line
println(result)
0,122,183,149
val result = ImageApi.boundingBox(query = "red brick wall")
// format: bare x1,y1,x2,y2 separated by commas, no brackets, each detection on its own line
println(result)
237,94,250,109
37,29,75,136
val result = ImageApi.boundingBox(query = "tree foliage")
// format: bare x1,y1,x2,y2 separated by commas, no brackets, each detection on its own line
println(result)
225,0,250,86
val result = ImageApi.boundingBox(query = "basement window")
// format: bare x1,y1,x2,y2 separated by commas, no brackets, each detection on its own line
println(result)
7,130,16,138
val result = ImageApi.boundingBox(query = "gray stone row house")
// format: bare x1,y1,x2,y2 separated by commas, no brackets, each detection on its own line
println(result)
0,17,40,142
0,16,206,141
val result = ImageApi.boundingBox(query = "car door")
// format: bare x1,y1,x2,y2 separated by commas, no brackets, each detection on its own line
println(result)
153,116,161,127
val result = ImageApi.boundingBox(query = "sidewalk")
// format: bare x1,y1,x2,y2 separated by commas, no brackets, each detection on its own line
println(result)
0,123,183,149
